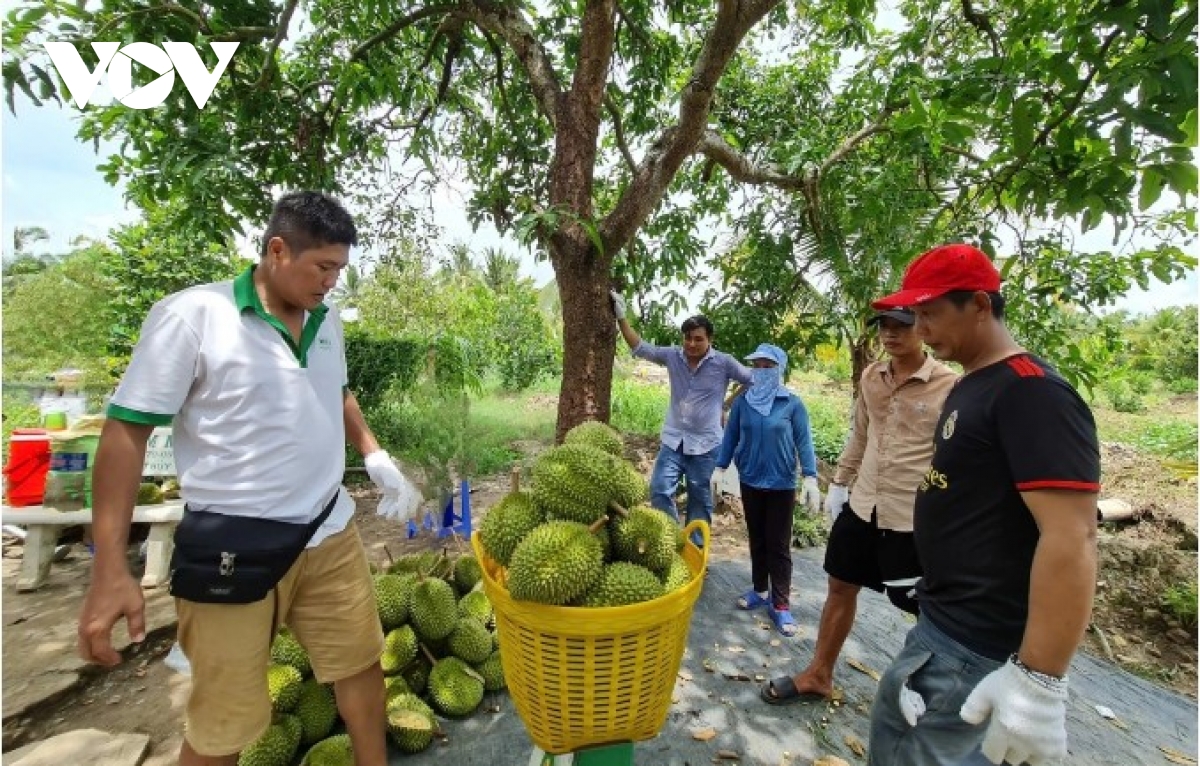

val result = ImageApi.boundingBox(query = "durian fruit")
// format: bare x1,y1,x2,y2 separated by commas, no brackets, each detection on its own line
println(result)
447,618,493,665
478,491,545,565
452,555,483,594
270,627,312,677
299,733,353,766
427,656,485,717
473,650,506,692
507,520,606,605
661,553,693,592
238,717,301,766
384,673,411,703
563,420,625,457
386,692,437,754
530,448,609,524
381,625,419,675
581,562,666,607
277,714,303,758
611,462,650,509
373,573,415,630
611,505,676,574
136,481,165,505
457,590,493,625
388,550,441,577
294,679,338,745
267,663,303,713
402,657,431,695
409,578,459,641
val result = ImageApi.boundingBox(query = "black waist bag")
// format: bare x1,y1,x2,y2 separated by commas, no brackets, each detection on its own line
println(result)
168,491,339,604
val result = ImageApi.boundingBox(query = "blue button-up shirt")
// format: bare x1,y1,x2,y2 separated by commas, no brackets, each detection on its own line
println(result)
632,341,752,455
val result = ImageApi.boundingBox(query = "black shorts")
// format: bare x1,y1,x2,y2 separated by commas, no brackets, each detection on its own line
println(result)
824,504,921,613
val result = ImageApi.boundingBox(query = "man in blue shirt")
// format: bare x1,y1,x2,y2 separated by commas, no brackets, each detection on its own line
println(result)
611,291,752,544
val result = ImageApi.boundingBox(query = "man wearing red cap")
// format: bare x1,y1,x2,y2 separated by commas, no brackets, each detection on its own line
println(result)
866,244,1100,766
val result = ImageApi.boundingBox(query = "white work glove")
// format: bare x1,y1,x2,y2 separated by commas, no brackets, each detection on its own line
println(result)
899,683,927,726
959,658,1069,766
800,476,821,514
711,467,727,497
364,450,423,523
609,290,627,320
825,483,849,522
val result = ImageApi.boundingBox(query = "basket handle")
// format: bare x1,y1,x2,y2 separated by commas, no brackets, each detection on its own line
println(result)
683,519,710,566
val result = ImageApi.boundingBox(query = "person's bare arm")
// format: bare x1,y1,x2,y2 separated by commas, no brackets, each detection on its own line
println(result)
343,388,380,457
89,419,155,575
617,317,642,351
78,418,155,665
1018,489,1099,676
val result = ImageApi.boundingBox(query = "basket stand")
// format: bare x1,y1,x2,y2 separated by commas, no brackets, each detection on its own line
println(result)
528,742,634,765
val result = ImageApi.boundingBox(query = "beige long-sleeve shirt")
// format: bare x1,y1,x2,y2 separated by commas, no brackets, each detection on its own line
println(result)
833,355,957,531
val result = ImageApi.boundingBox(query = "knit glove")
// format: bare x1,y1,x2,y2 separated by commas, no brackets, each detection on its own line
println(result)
364,450,423,523
800,476,821,514
825,484,849,522
899,683,927,726
959,658,1069,765
610,290,627,320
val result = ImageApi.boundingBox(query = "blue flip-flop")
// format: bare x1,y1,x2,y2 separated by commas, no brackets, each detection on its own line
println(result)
768,605,798,636
736,589,771,610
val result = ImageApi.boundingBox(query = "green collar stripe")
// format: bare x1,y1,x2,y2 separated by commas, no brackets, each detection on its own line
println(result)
234,266,329,366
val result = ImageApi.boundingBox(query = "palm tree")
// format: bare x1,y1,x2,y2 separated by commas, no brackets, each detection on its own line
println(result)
329,264,363,309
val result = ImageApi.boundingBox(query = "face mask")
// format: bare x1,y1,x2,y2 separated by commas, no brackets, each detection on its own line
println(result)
751,367,780,388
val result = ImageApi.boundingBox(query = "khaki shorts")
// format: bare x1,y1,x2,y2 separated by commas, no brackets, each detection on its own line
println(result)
176,521,384,756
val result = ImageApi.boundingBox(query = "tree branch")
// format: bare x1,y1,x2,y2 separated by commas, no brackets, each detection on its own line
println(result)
600,0,782,252
254,0,300,90
606,95,637,174
960,0,1001,57
349,5,458,64
695,130,804,190
454,1,564,129
817,120,892,177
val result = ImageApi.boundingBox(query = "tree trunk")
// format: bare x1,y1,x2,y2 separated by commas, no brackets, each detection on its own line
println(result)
850,333,876,401
553,239,617,442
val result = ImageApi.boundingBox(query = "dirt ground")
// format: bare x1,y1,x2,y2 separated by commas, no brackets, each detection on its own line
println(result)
2,426,1196,762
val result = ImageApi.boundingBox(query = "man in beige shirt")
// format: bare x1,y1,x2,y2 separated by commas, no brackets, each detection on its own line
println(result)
761,307,956,704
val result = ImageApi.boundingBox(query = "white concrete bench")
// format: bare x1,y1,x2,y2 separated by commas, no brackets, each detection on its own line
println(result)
2,502,184,592
2,426,181,592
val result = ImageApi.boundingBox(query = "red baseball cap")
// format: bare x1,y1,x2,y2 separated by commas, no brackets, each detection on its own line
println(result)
872,244,1002,309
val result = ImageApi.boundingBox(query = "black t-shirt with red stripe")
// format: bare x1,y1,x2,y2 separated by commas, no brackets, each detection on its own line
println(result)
914,353,1100,660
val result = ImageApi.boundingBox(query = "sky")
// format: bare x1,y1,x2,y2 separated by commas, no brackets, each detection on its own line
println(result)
1,35,1195,319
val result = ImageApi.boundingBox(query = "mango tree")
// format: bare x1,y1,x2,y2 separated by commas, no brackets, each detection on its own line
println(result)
4,0,1194,436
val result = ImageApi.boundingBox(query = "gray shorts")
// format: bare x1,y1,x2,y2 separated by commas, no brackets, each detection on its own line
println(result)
868,615,1005,766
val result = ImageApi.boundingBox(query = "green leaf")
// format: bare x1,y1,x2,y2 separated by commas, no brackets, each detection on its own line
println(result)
1012,95,1038,157
1138,167,1165,211
1157,162,1198,200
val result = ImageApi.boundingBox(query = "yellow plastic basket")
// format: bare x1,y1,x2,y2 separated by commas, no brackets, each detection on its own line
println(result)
471,519,710,755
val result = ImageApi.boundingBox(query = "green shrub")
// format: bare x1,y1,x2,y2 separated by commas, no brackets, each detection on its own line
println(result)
610,379,669,436
802,396,851,465
792,505,829,549
1161,581,1198,629
1102,379,1146,414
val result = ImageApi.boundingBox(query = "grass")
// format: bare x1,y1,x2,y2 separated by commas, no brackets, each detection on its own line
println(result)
1091,393,1198,462
1162,581,1199,630
464,389,557,474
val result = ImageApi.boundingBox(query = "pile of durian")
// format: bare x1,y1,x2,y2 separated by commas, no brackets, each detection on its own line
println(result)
239,550,502,766
479,421,694,607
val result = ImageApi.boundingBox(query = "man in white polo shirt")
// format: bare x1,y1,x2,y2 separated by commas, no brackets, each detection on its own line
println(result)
77,192,419,766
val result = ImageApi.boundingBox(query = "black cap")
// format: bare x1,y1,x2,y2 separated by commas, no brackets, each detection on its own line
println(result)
868,308,915,326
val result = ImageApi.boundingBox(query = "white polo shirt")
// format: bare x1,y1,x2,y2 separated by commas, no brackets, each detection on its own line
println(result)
107,267,355,547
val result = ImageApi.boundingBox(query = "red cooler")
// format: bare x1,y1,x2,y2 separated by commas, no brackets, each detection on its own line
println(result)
3,428,51,506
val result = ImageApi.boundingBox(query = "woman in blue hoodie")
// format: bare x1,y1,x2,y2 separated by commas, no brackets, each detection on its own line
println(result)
714,343,820,636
